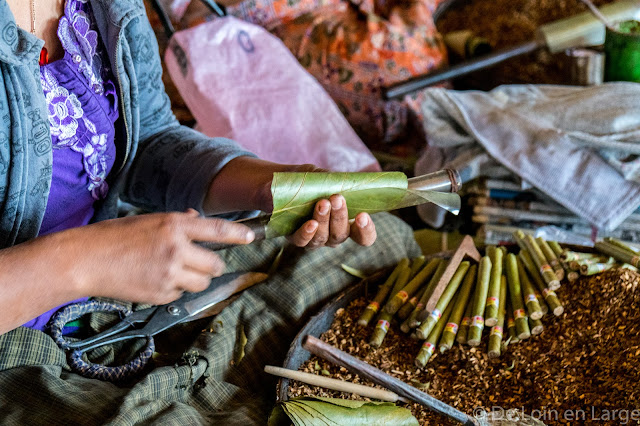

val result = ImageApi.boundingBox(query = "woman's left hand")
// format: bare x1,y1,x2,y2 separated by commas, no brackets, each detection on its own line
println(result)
289,194,377,248
206,158,377,248
272,164,377,249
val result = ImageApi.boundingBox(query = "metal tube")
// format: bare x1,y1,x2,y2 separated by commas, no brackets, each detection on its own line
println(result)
383,39,545,100
408,169,461,193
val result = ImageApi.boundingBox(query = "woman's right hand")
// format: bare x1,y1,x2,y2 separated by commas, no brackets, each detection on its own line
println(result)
0,210,255,334
59,210,255,305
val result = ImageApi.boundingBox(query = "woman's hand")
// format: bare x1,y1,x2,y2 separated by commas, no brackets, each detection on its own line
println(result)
256,163,377,249
205,157,377,249
287,194,377,248
0,209,255,334
62,210,253,305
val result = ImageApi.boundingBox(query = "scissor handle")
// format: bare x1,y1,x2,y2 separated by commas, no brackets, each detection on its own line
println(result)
66,308,156,352
48,300,157,381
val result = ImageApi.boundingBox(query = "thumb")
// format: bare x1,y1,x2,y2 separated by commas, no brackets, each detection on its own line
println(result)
184,208,201,218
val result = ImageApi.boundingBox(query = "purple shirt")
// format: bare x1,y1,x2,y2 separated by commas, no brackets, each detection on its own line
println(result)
23,0,119,331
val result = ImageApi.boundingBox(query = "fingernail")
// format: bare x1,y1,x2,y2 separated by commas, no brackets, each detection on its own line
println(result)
319,202,330,215
331,196,343,210
357,215,368,228
306,222,318,232
246,230,255,242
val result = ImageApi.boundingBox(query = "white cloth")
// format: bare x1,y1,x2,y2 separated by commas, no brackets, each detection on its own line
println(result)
415,83,640,231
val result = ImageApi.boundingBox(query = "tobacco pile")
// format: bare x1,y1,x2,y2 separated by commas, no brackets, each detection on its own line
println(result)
437,0,616,87
289,267,640,425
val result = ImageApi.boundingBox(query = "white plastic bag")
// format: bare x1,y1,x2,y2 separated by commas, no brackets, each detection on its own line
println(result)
164,16,380,172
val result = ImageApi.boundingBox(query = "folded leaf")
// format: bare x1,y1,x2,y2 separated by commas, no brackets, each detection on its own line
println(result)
268,397,419,426
268,172,461,237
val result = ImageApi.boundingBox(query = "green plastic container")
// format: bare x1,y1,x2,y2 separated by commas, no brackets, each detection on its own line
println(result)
605,20,640,82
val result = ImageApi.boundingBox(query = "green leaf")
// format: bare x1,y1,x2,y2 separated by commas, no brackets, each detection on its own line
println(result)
268,172,460,237
268,397,419,426
341,264,367,279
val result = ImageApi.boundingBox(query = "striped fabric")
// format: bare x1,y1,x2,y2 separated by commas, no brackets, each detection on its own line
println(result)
0,213,420,425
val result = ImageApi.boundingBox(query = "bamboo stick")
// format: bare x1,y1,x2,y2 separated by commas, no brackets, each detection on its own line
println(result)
485,246,503,327
358,259,408,326
517,257,544,320
595,241,640,268
264,365,405,403
416,261,471,340
519,251,564,316
385,258,441,315
416,302,454,367
488,275,507,359
439,264,477,352
456,302,474,345
506,253,531,340
467,256,493,346
404,261,448,331
536,237,565,280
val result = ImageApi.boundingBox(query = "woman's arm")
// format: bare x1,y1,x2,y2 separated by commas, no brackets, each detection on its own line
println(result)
0,211,253,335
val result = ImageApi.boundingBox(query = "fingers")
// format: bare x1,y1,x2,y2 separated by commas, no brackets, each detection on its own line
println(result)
327,195,349,247
308,199,331,248
183,244,226,276
349,213,377,247
177,268,212,294
289,220,319,247
182,216,255,245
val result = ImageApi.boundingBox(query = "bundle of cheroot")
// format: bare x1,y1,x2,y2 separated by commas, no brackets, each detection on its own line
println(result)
357,232,639,367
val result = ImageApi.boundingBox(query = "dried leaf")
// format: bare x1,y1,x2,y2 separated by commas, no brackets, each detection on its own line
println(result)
341,264,367,279
233,325,247,365
268,246,285,277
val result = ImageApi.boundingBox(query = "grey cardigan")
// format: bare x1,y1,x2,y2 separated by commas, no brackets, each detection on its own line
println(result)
0,0,254,248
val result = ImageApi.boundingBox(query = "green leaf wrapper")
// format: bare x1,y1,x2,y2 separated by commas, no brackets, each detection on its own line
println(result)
268,396,419,426
268,172,461,237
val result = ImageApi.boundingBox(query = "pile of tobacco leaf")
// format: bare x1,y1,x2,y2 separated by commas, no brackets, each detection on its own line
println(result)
289,269,640,425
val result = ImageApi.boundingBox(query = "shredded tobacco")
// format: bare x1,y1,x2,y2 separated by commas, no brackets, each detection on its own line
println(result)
289,269,640,425
437,0,616,87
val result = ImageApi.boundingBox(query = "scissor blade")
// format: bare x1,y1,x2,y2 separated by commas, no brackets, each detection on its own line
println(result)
181,272,268,318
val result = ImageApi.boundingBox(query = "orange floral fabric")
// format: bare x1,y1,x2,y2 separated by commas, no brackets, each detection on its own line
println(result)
227,0,449,145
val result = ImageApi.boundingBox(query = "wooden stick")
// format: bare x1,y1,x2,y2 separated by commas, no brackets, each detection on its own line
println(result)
264,365,407,403
302,335,480,426
423,235,481,315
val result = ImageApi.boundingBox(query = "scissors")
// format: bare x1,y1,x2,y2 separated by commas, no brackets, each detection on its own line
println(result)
49,272,268,381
